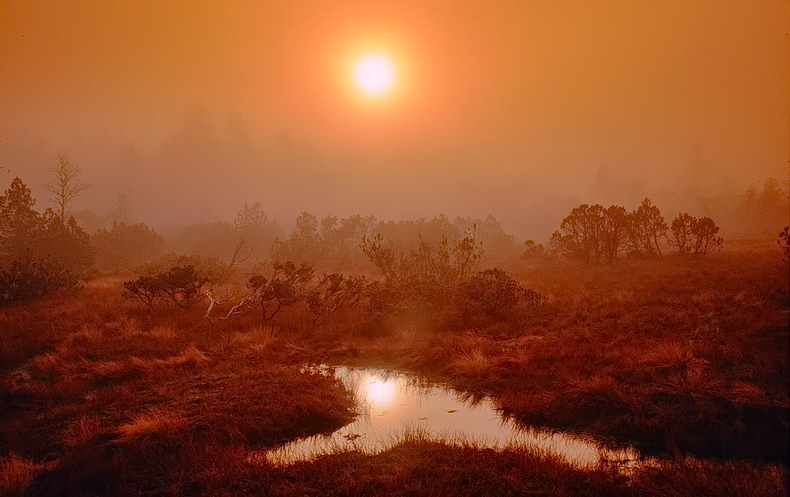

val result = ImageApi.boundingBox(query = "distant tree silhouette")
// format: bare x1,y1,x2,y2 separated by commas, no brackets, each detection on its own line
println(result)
92,222,165,273
759,178,784,211
628,198,667,257
36,208,94,276
0,177,95,304
234,202,267,231
522,240,545,258
454,215,517,256
270,211,321,263
271,212,374,270
233,202,282,258
669,213,723,255
549,204,630,262
172,222,240,260
739,178,789,226
779,226,790,265
0,177,40,257
45,153,88,220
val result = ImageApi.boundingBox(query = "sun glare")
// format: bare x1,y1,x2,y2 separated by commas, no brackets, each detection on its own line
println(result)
354,55,395,96
358,374,399,409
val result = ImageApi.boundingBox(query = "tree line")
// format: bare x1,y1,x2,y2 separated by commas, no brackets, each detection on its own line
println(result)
549,198,724,262
1,154,787,307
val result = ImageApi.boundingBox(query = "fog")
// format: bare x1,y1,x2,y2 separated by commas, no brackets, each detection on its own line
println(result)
2,0,788,240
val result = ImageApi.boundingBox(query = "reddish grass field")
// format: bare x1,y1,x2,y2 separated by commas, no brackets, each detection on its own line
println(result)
1,236,787,495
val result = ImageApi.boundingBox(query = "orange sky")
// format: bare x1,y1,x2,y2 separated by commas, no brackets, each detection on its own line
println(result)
1,0,788,234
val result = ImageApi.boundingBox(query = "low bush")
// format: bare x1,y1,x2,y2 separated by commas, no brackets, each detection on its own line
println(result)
123,265,209,311
669,213,724,255
139,253,233,283
0,255,78,306
459,268,544,319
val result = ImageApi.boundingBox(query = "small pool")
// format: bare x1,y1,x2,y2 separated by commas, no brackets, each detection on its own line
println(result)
261,366,641,468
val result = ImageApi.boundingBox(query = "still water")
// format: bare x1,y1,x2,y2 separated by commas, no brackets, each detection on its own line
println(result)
262,366,640,468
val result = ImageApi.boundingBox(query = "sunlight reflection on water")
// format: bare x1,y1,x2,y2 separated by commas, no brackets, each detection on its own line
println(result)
260,366,640,469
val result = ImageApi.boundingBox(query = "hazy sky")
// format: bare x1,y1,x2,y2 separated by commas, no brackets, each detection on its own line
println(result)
1,0,788,237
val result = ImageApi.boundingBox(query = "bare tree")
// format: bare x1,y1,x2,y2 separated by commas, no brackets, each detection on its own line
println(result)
45,153,88,220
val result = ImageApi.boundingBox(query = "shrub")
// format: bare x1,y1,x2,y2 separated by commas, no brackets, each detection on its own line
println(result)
361,232,544,327
219,261,315,322
233,201,283,259
460,268,524,317
669,213,723,255
305,273,368,322
459,268,546,320
361,230,483,287
361,230,484,324
271,212,375,270
549,204,629,262
779,226,790,265
122,274,161,310
522,240,546,259
123,265,209,311
627,198,667,257
139,253,232,284
0,254,78,306
92,222,165,273
1,177,95,278
157,266,210,308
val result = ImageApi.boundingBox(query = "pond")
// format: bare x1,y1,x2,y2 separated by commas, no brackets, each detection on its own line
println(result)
261,366,642,469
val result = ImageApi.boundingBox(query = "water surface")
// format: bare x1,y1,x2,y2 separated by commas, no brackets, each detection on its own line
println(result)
262,366,640,468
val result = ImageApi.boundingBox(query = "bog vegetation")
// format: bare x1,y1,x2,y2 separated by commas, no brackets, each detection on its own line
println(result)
0,170,788,496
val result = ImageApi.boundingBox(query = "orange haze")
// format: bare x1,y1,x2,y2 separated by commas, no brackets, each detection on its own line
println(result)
1,0,788,237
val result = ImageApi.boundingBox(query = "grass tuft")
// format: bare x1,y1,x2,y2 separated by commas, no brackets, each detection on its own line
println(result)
451,349,493,377
0,453,52,494
115,408,186,448
61,415,103,448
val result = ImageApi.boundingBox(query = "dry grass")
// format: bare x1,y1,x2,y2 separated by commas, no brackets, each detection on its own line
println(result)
394,250,790,463
0,244,787,494
200,437,633,497
451,349,494,377
115,407,187,447
0,453,55,495
629,458,788,497
61,415,103,448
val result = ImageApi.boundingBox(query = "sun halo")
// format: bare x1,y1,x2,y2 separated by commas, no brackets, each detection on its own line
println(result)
354,54,395,96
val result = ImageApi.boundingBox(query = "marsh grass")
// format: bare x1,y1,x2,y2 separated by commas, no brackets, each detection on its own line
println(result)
0,244,787,494
0,453,56,495
203,434,632,497
0,287,358,494
394,251,789,463
628,458,788,497
115,407,187,447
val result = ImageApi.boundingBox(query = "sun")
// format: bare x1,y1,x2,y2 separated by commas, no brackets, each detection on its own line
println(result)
354,54,395,96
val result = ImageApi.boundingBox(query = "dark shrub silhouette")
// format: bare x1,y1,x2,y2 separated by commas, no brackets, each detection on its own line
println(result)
627,198,667,257
669,213,723,255
92,222,165,273
459,268,544,318
123,265,209,311
549,204,629,262
0,254,77,306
